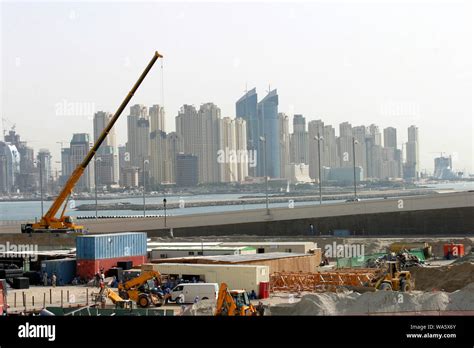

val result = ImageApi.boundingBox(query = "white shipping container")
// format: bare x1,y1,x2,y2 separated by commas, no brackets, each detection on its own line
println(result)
143,263,269,293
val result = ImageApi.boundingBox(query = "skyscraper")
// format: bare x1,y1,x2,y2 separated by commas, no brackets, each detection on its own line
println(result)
352,126,368,176
257,90,280,178
290,114,309,165
176,154,199,187
37,149,52,194
278,113,290,178
218,117,248,183
308,119,324,181
149,105,167,187
126,104,150,170
236,88,258,176
337,122,353,167
176,103,221,183
405,125,419,180
0,141,20,194
165,132,182,184
383,127,397,149
69,133,93,191
93,111,119,186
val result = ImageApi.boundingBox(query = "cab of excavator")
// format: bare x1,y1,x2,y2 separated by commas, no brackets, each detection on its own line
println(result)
231,291,250,308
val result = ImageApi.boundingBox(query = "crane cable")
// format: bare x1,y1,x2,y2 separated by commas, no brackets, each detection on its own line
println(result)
160,57,165,114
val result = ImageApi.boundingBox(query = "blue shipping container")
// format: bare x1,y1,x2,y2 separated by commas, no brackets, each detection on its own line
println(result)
41,258,77,284
76,232,147,260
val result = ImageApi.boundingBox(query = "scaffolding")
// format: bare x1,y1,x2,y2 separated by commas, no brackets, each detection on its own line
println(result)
270,269,382,293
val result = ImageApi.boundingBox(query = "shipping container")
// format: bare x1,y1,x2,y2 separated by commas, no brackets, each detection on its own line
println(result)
443,244,465,259
41,258,77,285
76,255,146,280
143,263,269,294
76,233,147,260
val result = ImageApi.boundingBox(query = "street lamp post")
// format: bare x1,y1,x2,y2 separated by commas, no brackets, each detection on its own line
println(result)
314,134,324,205
163,198,167,227
38,159,44,217
94,157,101,219
142,159,149,218
259,136,269,214
352,137,359,199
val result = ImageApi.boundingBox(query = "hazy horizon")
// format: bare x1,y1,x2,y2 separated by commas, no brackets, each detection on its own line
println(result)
1,1,472,173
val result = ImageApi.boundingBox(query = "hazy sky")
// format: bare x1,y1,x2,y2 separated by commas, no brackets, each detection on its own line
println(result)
1,0,472,173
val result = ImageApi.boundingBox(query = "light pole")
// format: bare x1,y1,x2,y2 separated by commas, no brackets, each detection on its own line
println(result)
352,137,359,200
259,136,269,214
163,198,167,227
142,159,149,217
314,134,324,205
37,159,44,217
94,157,101,219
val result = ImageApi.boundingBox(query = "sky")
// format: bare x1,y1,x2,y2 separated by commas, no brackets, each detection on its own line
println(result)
1,0,472,173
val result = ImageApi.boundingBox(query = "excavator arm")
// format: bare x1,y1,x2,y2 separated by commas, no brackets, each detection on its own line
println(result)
215,283,237,316
118,270,162,291
24,51,163,233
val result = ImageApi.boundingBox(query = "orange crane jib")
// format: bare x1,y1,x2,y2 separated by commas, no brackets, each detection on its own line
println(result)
36,51,163,231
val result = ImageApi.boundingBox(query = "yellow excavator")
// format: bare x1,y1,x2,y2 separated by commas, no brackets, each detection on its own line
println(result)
118,270,169,308
94,285,134,309
215,283,260,316
21,51,163,233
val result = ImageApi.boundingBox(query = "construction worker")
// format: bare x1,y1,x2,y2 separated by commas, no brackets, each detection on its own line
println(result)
194,296,199,304
42,272,48,286
51,273,57,287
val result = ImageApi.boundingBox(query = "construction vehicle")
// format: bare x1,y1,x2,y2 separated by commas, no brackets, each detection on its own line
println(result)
118,270,169,308
94,285,135,310
21,51,163,233
215,283,260,316
371,260,414,292
0,280,7,315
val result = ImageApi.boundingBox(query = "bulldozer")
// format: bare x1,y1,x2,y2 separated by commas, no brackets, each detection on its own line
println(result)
118,270,169,308
371,260,414,292
215,283,261,316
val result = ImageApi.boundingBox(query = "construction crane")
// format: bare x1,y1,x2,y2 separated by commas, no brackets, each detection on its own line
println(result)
21,51,163,233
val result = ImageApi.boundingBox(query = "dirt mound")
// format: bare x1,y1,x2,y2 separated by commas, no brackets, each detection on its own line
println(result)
410,263,474,292
269,284,474,315
452,251,474,264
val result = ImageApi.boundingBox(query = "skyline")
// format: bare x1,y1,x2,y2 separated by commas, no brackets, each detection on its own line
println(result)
1,1,472,173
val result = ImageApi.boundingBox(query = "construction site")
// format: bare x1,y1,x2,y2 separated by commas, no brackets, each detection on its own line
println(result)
1,232,473,316
0,51,473,318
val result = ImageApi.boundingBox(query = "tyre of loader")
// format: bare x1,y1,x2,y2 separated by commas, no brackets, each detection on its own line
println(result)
138,294,150,308
379,282,392,291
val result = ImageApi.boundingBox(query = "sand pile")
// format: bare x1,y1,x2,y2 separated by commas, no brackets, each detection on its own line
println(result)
452,251,474,264
181,299,216,316
269,283,474,315
410,262,474,291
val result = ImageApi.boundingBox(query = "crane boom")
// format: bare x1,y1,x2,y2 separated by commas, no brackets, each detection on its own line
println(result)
22,51,163,233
